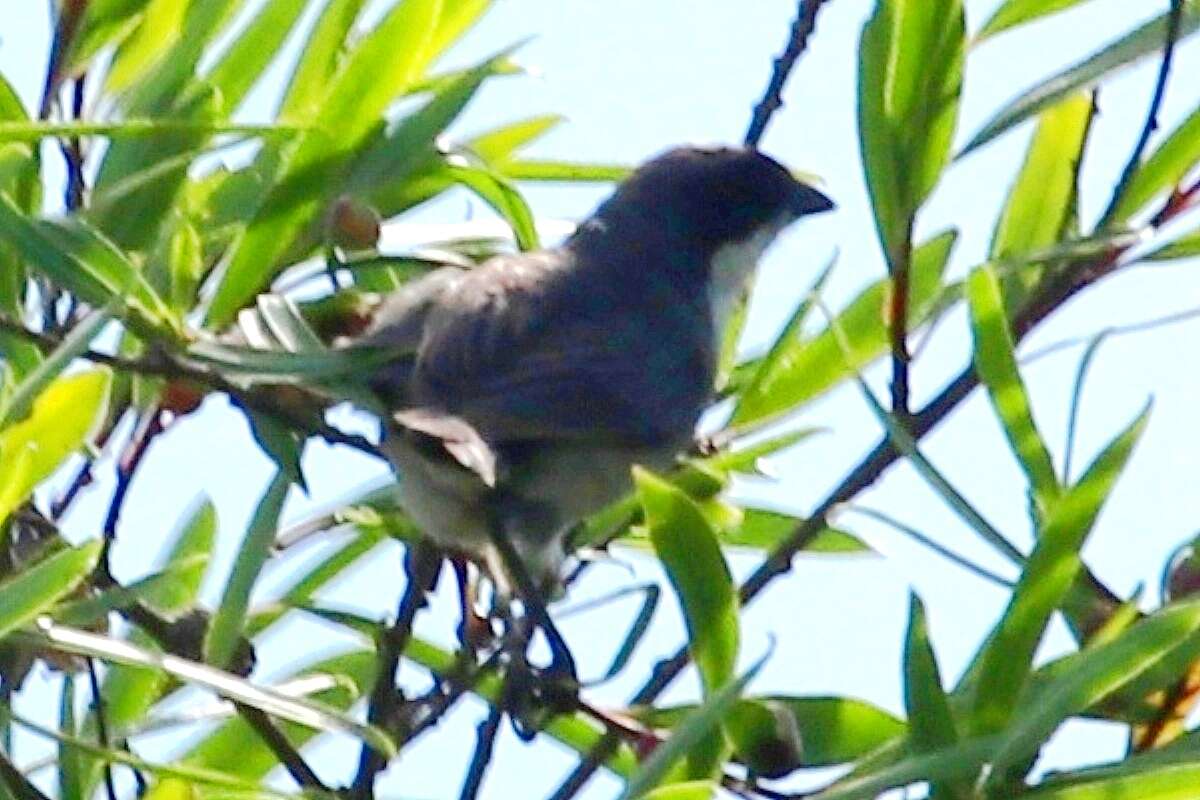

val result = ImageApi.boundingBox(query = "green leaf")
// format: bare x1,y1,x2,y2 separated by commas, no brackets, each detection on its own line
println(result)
621,653,768,800
641,696,905,769
0,542,102,640
1109,104,1200,224
181,649,375,781
0,119,299,143
468,114,563,161
903,595,962,798
0,370,112,526
808,736,995,800
720,509,870,554
204,470,290,669
976,0,1099,42
637,468,739,779
0,72,28,121
203,0,470,326
640,783,717,800
449,163,540,251
858,0,964,263
141,499,217,614
246,535,387,636
970,404,1150,734
989,93,1094,305
732,231,955,427
7,708,305,800
968,264,1061,513
989,600,1200,782
66,0,152,73
35,619,395,757
203,0,309,116
0,196,173,335
0,307,111,429
1023,763,1200,799
1144,229,1200,261
119,0,242,115
57,675,82,800
277,0,369,120
498,159,631,182
963,4,1200,155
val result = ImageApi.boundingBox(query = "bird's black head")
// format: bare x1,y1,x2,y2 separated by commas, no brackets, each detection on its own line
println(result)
592,145,833,251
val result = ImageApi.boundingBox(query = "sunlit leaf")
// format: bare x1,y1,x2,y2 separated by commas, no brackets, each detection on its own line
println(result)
989,600,1200,781
637,468,739,778
968,264,1061,513
204,470,291,669
0,370,112,526
963,5,1200,154
976,0,1100,42
858,0,964,262
1109,105,1200,224
732,230,955,428
0,542,102,640
989,93,1094,306
970,405,1150,735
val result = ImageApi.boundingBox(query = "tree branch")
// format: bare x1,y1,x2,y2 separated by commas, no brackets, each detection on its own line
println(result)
744,0,831,148
350,544,442,799
1102,0,1185,225
236,704,330,792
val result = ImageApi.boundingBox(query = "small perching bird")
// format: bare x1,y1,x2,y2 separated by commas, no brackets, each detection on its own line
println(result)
353,145,833,672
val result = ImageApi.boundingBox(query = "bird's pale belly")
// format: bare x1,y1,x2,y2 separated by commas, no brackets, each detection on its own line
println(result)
386,435,678,592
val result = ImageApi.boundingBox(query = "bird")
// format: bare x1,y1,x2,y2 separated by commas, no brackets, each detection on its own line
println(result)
353,145,833,661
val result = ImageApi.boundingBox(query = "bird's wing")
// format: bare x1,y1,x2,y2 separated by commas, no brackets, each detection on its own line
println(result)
410,251,712,447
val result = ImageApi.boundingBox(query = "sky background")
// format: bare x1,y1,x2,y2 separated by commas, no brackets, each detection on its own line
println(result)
4,1,1200,798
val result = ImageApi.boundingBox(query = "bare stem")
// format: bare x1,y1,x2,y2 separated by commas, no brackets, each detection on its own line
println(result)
744,0,831,148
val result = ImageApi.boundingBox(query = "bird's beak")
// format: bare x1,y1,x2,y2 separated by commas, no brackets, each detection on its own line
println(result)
792,182,835,216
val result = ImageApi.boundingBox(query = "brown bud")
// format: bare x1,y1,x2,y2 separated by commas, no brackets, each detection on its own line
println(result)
161,380,205,416
1166,541,1200,602
328,194,381,251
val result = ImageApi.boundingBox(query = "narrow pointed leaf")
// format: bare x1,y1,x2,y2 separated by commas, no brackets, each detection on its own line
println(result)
968,264,1061,512
0,370,112,526
204,470,291,669
204,0,309,116
858,0,964,261
34,620,395,756
732,230,956,426
971,405,1151,734
620,653,767,800
977,0,1099,42
963,5,1200,154
990,600,1200,779
1109,105,1200,224
0,542,102,640
638,467,739,778
989,93,1094,305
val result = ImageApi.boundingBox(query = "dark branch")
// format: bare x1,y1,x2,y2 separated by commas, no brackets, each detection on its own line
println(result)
744,0,831,148
85,660,119,800
236,704,330,792
350,544,442,799
1102,0,1185,224
457,704,503,800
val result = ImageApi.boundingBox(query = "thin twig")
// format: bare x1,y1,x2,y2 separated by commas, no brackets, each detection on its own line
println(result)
1102,0,1186,225
85,660,120,800
350,544,442,799
236,704,330,792
744,0,830,147
888,236,914,418
457,704,503,800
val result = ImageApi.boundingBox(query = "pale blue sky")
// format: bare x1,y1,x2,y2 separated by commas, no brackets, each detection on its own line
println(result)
4,1,1200,798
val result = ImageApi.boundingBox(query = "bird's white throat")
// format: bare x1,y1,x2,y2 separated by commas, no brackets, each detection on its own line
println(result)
707,223,783,347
